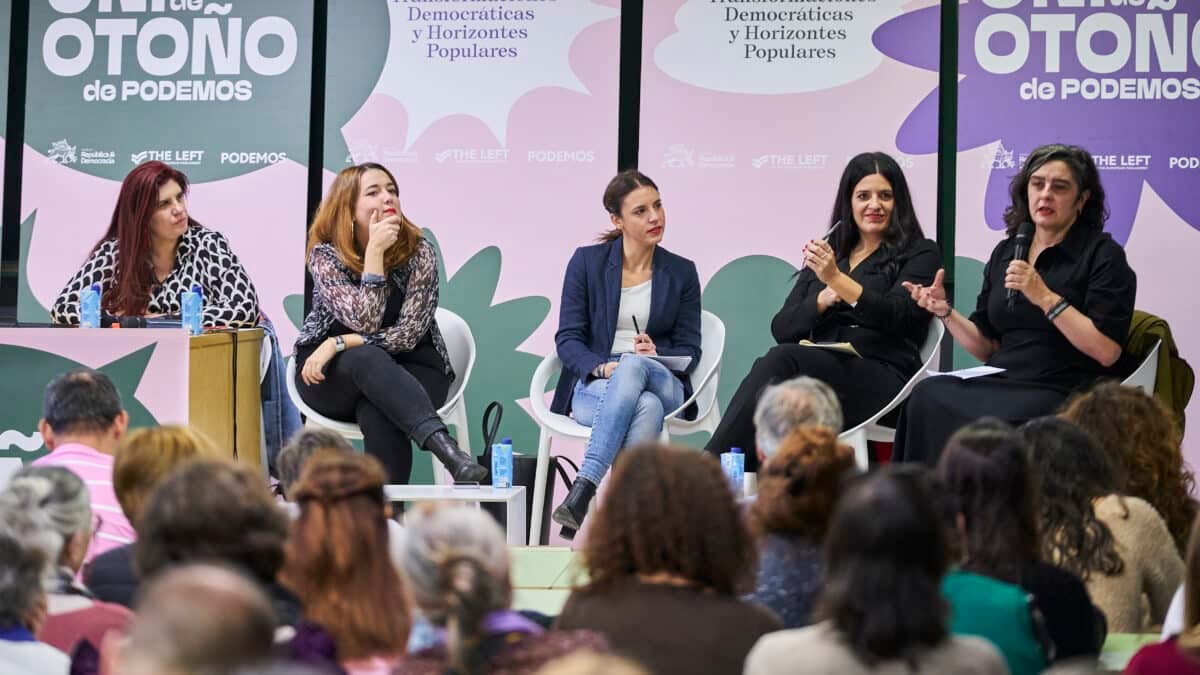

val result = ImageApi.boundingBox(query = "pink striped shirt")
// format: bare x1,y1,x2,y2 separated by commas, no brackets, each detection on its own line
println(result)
32,443,136,563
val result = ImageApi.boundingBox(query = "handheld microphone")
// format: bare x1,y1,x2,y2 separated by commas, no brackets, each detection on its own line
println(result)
1007,221,1035,311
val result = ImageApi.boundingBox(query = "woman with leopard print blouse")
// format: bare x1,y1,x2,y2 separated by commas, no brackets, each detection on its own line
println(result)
293,162,486,485
52,161,259,327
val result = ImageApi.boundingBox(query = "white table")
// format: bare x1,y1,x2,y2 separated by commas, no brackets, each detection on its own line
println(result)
384,485,528,546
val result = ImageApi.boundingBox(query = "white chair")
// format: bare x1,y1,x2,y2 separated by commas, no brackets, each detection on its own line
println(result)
283,308,476,485
838,320,945,469
526,310,727,546
1121,338,1161,393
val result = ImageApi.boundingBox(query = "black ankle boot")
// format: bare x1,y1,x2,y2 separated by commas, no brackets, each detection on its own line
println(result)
424,431,488,483
552,478,597,531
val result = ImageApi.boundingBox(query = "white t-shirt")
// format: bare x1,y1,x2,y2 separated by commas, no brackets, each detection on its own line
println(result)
611,280,652,355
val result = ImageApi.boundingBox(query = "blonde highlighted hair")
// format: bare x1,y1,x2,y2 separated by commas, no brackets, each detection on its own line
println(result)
306,162,421,275
113,425,224,527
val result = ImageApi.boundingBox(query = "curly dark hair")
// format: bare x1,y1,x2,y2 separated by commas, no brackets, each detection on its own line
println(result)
814,467,949,667
1060,381,1198,554
750,426,857,541
1020,417,1123,581
937,419,1040,585
135,460,289,585
579,444,755,596
1002,144,1107,236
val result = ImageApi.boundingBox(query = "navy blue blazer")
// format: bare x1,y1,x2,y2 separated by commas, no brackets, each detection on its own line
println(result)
551,237,702,419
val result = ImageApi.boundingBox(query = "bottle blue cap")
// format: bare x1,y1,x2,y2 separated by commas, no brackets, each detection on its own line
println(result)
191,284,202,294
90,283,100,292
501,438,512,445
731,447,743,454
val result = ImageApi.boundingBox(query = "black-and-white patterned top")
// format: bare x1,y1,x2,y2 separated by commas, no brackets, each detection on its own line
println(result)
295,239,453,380
51,224,260,327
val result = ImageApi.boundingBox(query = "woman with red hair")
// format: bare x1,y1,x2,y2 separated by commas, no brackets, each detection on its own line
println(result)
51,161,259,326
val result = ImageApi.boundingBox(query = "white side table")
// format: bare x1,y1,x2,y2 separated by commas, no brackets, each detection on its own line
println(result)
384,485,528,546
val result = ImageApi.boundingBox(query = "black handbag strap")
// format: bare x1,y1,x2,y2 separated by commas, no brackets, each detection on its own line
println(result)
479,401,502,466
552,456,579,489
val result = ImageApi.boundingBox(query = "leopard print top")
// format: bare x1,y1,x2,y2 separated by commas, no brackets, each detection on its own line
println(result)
295,238,453,380
51,224,260,326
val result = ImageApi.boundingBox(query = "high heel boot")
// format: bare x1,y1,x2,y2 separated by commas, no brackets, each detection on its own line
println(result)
423,430,488,483
552,477,597,531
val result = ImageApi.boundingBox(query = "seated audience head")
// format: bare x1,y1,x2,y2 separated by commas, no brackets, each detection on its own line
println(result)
1003,143,1107,235
1020,416,1123,580
400,502,513,673
1060,381,1197,552
937,418,1039,583
533,652,650,675
280,451,408,661
307,162,420,274
135,459,288,590
274,427,354,500
0,465,92,576
115,563,276,675
828,152,925,256
598,169,662,244
815,467,948,665
580,444,755,595
751,426,856,540
38,368,127,453
0,530,49,633
112,424,222,529
753,376,843,461
1178,519,1200,651
100,161,198,317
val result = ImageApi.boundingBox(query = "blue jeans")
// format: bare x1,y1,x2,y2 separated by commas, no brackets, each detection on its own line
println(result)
571,354,685,485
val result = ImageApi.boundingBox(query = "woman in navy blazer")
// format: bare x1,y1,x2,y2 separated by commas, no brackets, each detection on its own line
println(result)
550,170,702,534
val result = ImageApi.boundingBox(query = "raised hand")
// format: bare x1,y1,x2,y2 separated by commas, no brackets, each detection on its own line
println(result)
902,268,951,317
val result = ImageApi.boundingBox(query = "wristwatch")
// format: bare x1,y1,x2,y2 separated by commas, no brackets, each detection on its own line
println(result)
333,335,346,353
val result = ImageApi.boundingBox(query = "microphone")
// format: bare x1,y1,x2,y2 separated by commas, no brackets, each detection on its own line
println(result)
1007,221,1035,311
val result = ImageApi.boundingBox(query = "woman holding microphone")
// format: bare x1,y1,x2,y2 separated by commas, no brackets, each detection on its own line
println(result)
549,169,702,533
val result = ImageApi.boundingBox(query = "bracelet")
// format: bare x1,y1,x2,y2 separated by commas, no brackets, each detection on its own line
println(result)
1045,297,1070,321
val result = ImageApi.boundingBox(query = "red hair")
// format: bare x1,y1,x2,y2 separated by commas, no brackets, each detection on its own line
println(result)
97,161,195,317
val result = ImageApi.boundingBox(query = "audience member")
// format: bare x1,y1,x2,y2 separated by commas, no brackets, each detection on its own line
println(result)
744,468,1006,675
939,419,1105,664
279,451,409,674
1022,416,1182,632
83,425,223,606
135,460,295,625
532,651,649,675
747,426,856,627
751,376,844,464
1060,381,1198,554
0,531,68,674
31,369,133,562
274,427,354,500
0,466,130,657
1125,517,1200,675
556,444,780,675
108,563,277,675
398,503,606,674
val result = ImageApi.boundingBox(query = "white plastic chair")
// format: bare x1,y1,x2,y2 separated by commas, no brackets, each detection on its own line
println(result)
1121,338,1161,394
283,308,476,485
526,310,726,546
838,320,945,469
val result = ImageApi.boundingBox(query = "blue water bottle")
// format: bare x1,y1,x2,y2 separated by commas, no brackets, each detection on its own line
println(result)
491,437,513,488
80,284,102,329
181,285,203,335
721,447,745,498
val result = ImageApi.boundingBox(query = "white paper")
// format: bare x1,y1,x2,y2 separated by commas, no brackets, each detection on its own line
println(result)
930,365,1006,380
649,355,692,371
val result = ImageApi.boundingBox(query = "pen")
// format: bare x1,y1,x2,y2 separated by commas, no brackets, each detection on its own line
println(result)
632,315,641,336
822,219,843,241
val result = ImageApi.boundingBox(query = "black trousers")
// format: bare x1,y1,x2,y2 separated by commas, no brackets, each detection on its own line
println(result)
295,342,450,484
892,375,1069,466
704,344,906,472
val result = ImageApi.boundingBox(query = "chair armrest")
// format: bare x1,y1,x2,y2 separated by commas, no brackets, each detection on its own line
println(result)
664,359,721,421
528,353,563,422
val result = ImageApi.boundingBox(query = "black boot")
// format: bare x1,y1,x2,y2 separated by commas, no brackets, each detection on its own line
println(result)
552,478,597,531
424,431,488,483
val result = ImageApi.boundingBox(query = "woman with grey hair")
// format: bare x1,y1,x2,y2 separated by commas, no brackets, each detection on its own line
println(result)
0,466,130,658
397,504,607,674
0,530,68,674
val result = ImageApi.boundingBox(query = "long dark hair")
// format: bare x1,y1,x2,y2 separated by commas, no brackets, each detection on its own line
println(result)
815,467,949,667
825,152,924,276
1003,144,1108,236
937,419,1040,585
597,169,659,242
1020,417,1123,581
96,161,198,317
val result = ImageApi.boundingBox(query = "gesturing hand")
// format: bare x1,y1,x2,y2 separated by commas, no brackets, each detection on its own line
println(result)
902,268,951,318
803,239,841,285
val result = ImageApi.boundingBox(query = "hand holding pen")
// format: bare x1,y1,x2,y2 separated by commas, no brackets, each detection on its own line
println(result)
632,315,657,356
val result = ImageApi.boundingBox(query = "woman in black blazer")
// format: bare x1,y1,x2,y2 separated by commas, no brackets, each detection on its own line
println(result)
705,152,940,471
550,170,702,533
